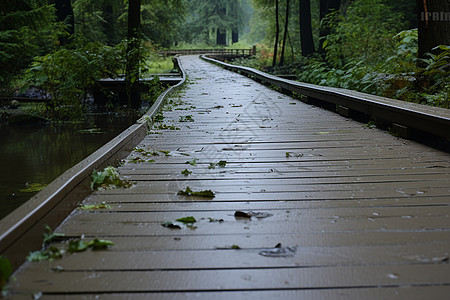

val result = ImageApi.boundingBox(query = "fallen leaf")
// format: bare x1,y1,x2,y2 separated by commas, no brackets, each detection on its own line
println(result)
161,221,182,229
176,216,197,224
235,211,252,218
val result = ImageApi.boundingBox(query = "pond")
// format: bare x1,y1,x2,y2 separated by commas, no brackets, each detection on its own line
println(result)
0,113,137,220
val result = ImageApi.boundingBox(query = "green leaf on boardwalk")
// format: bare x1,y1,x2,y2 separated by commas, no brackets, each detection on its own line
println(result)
218,160,227,167
161,221,182,229
179,115,194,122
42,226,65,247
176,216,197,224
68,240,90,253
27,246,64,262
208,163,216,169
79,202,111,210
181,169,192,176
0,256,12,291
68,239,114,253
186,159,197,166
90,239,114,250
231,245,241,249
177,187,215,198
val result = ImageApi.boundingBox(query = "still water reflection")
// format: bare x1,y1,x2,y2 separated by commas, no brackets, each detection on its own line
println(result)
0,114,136,219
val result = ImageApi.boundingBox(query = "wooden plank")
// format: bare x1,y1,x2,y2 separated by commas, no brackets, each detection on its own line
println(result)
56,217,450,236
66,206,450,223
81,197,450,211
22,243,450,271
26,286,450,300
10,265,450,293
45,231,450,249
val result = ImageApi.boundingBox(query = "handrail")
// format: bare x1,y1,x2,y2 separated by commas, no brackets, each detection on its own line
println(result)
201,55,450,144
0,57,187,271
162,48,255,57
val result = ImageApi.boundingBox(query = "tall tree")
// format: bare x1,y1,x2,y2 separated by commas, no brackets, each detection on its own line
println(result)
272,0,280,66
125,0,141,108
279,0,290,66
299,0,315,56
0,0,55,92
54,0,74,36
319,0,341,52
417,0,450,58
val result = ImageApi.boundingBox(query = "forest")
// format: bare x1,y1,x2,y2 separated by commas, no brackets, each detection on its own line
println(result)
0,0,449,122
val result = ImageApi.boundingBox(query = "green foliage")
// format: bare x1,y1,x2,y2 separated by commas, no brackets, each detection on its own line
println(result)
27,246,64,262
42,226,65,247
68,238,114,253
181,169,192,176
0,256,12,292
176,216,197,224
0,2,60,93
24,39,124,120
91,166,133,190
177,187,215,198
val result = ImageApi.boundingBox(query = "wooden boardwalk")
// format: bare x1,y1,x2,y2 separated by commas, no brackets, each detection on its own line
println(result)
8,55,450,299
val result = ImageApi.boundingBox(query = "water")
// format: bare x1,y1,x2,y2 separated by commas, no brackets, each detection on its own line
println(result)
0,114,136,219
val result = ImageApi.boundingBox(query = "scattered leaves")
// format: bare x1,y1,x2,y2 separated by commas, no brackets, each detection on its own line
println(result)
153,113,164,122
27,246,64,262
91,166,133,190
181,169,192,176
177,187,215,198
156,149,171,156
209,160,227,169
186,159,197,166
68,239,114,253
179,115,194,122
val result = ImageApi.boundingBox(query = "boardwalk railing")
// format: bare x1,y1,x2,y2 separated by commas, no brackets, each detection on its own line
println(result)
162,48,255,57
201,55,450,145
0,57,187,271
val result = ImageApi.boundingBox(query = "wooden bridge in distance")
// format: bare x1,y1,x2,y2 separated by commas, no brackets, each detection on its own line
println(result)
2,55,450,299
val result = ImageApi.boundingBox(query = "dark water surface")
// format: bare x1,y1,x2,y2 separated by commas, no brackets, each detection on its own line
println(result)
0,114,136,219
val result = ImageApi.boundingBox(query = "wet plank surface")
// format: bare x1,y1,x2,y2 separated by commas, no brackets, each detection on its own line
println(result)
8,55,450,299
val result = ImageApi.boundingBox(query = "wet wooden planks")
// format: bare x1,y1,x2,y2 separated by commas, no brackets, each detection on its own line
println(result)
8,55,450,299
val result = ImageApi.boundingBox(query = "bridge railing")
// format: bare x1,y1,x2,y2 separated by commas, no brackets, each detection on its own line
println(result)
162,47,255,57
201,55,450,147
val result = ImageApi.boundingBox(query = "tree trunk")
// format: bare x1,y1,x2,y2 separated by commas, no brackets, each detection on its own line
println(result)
272,0,280,67
299,0,315,56
417,0,450,58
103,4,115,46
54,0,74,38
216,28,227,45
232,29,239,44
279,0,290,66
125,0,141,108
319,0,341,52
